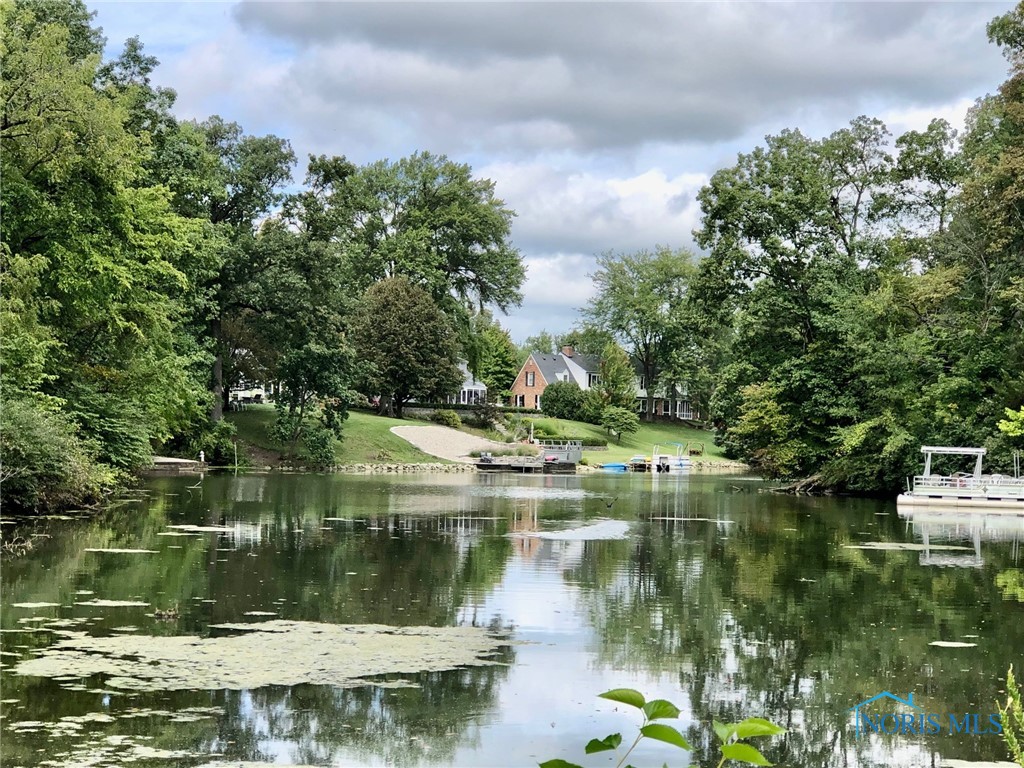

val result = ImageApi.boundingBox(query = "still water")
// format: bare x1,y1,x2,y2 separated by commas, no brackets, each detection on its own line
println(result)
1,471,1022,767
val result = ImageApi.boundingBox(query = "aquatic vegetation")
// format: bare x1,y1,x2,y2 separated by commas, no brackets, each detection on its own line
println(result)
540,688,786,768
14,620,509,693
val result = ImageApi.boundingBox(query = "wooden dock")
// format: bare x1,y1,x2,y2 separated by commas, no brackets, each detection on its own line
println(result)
146,456,207,475
475,458,577,474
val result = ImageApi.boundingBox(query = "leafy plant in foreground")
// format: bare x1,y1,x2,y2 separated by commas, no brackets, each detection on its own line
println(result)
540,688,786,768
1002,666,1024,767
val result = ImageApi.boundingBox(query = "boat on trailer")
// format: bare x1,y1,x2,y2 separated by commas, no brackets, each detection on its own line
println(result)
897,446,1024,512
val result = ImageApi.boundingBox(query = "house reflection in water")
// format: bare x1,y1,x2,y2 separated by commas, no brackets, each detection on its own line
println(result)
898,506,1024,568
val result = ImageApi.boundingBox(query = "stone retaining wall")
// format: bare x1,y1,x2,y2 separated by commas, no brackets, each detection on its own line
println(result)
334,463,475,474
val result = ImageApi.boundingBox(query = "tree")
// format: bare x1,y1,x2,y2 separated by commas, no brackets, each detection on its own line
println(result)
474,317,520,399
298,151,525,314
559,325,617,357
583,248,694,420
350,277,463,417
540,381,585,420
0,2,209,505
600,406,640,444
520,330,559,365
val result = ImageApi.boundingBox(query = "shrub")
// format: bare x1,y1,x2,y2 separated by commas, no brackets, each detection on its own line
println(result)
430,409,462,428
166,419,238,466
302,425,337,469
471,401,504,429
540,381,585,420
0,396,110,512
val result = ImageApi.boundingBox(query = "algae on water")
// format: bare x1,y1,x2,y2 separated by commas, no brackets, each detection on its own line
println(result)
15,620,509,692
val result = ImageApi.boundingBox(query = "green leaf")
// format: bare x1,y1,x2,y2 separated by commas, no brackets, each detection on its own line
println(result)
599,688,646,709
713,720,734,744
720,743,773,765
584,733,623,754
639,723,693,751
642,699,681,721
539,761,584,768
729,718,787,740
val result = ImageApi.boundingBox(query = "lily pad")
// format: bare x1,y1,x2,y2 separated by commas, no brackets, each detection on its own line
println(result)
75,599,149,607
929,640,978,648
10,602,61,609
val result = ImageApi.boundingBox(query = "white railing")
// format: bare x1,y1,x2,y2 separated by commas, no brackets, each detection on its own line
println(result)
912,475,1024,497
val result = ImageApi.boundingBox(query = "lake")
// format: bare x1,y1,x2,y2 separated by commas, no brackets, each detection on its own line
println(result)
1,471,1022,767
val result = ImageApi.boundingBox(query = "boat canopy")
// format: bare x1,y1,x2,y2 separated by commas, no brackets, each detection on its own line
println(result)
921,446,986,480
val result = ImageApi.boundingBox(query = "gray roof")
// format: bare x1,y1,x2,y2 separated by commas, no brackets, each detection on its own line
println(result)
529,351,600,388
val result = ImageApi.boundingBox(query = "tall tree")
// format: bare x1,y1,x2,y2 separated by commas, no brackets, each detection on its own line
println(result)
296,151,525,315
469,313,520,398
1,1,206,503
350,277,463,417
583,247,694,419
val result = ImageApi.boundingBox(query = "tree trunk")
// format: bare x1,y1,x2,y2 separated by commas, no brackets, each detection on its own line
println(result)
211,317,224,422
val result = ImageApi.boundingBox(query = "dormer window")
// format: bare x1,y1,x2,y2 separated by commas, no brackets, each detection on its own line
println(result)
587,373,599,388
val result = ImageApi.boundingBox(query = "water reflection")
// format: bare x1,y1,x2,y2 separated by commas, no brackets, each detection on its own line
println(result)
1,473,1023,767
899,507,1024,568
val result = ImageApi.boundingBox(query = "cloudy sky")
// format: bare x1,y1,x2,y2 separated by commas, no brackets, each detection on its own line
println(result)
92,1,1013,342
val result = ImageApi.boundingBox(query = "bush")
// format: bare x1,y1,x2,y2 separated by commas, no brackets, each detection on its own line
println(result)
0,396,110,512
165,419,238,466
471,401,504,429
430,409,462,428
540,380,585,420
302,425,337,469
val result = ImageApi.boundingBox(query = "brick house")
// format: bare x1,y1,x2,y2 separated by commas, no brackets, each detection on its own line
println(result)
508,346,601,409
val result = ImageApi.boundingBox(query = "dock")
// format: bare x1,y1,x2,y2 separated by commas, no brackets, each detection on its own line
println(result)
475,458,576,474
146,456,207,475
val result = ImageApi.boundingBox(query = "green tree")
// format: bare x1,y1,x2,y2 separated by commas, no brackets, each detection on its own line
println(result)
600,406,640,444
1,2,208,500
559,325,617,357
583,248,694,420
520,330,559,365
478,324,520,398
350,277,463,417
298,151,525,314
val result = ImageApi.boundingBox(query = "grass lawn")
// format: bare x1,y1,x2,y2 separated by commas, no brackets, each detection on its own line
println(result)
227,406,447,464
522,416,726,464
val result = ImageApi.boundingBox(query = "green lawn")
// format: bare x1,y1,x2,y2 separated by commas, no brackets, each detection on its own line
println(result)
523,416,726,464
227,406,447,464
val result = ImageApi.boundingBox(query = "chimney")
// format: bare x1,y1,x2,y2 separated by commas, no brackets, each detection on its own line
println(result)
561,345,575,358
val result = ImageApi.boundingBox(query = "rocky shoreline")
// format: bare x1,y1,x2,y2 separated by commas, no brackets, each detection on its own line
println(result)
237,460,748,474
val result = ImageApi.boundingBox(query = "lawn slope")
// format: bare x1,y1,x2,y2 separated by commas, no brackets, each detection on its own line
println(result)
524,416,727,464
227,406,446,465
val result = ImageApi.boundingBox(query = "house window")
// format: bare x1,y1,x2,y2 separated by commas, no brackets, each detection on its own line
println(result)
639,376,646,390
535,395,541,409
515,394,525,408
526,371,535,387
640,399,648,413
587,373,599,388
